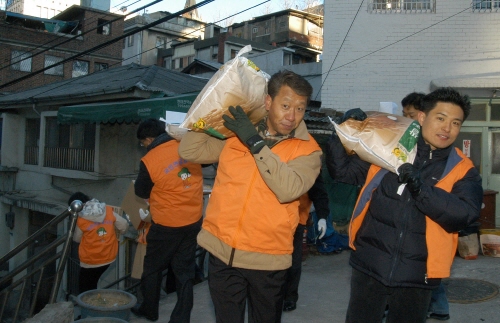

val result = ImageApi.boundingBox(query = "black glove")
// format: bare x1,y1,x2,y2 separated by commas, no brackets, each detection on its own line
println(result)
398,163,423,197
339,108,367,124
222,106,265,154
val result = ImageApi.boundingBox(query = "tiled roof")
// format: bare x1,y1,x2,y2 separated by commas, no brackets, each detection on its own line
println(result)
0,63,208,107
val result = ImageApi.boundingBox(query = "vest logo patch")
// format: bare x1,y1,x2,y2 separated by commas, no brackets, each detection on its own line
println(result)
178,167,192,188
96,227,107,237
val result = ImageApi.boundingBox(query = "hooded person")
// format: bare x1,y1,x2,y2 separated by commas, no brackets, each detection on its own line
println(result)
70,192,129,293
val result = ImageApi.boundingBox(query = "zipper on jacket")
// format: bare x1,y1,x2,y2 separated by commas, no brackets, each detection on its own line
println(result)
388,204,410,283
228,248,236,267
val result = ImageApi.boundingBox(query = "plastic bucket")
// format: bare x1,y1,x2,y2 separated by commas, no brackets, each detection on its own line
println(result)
479,229,500,257
76,289,137,321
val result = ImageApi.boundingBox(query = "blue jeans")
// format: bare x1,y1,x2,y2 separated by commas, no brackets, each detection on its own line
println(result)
428,282,449,315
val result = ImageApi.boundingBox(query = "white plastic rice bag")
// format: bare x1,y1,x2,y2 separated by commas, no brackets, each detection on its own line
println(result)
330,111,420,174
179,45,270,139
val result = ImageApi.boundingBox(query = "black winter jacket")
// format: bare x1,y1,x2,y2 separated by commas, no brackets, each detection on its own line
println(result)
326,133,483,288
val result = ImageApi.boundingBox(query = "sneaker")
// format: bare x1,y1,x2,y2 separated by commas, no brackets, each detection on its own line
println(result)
428,313,450,321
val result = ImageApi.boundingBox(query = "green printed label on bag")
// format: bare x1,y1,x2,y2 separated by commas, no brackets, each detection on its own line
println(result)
247,59,260,72
203,127,226,140
399,121,420,151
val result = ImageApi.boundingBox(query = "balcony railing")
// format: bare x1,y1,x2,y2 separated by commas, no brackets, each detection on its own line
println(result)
24,146,39,165
43,147,94,172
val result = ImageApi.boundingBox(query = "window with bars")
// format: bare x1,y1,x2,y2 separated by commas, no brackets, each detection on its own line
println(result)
44,117,95,171
369,0,435,13
44,55,63,75
11,50,32,72
72,60,89,78
473,0,500,11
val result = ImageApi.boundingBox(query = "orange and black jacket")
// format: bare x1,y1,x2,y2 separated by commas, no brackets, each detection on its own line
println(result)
326,133,482,288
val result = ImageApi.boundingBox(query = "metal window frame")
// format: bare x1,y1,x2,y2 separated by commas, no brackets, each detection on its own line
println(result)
44,54,63,76
11,50,32,72
368,0,436,13
472,0,500,12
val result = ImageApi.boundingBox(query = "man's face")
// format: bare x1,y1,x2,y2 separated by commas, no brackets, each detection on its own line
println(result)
265,85,307,135
403,105,420,120
417,102,464,150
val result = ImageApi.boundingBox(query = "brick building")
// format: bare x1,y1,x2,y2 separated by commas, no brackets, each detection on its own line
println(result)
0,5,123,93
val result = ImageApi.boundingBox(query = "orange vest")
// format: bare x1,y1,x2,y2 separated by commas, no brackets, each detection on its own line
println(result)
349,148,474,278
142,140,203,227
298,193,312,225
77,206,118,265
204,135,321,255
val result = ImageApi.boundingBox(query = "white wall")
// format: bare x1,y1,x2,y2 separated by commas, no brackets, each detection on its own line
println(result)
322,0,500,112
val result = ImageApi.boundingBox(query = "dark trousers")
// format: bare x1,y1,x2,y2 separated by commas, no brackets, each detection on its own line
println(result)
139,220,201,323
79,264,110,293
208,254,287,323
346,268,432,323
283,224,305,303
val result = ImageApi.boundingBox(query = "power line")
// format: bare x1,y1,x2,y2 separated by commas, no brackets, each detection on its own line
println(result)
0,0,215,90
314,0,364,101
3,0,139,68
0,0,157,72
25,0,270,101
117,0,271,69
318,1,490,89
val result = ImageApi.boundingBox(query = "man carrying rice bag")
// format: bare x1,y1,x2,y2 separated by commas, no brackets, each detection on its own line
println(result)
179,70,322,323
326,88,483,323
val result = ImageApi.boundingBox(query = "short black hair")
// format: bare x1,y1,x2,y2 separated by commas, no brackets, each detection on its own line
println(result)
420,88,471,121
401,92,425,110
267,70,313,102
136,118,166,140
68,192,90,206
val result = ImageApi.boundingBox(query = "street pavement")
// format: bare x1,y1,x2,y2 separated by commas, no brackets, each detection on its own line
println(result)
129,250,500,323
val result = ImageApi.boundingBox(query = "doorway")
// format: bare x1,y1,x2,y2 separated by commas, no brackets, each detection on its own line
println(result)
456,126,500,227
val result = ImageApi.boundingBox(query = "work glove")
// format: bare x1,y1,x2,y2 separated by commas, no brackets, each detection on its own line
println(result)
222,106,266,154
139,208,149,221
397,163,423,197
317,219,327,239
338,108,367,124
